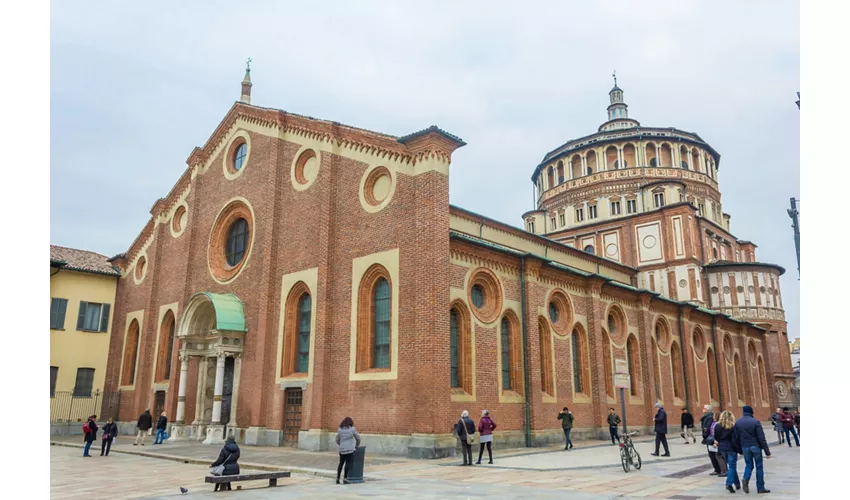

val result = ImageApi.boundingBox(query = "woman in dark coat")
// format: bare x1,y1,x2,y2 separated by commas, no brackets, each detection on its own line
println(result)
83,415,98,457
454,410,476,466
210,436,241,491
100,418,118,456
715,410,741,494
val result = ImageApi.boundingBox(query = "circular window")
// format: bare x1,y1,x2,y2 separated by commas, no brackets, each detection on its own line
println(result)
223,132,251,179
607,306,627,344
768,288,774,294
679,279,687,288
692,328,707,358
360,166,395,213
710,286,719,294
292,148,320,190
736,286,744,293
135,256,147,282
208,199,255,284
584,245,595,254
233,143,247,171
723,286,730,294
172,205,188,235
547,290,573,336
467,268,503,324
760,286,766,293
748,286,755,293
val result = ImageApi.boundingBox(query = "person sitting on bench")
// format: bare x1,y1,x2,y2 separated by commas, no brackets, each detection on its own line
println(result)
211,436,241,491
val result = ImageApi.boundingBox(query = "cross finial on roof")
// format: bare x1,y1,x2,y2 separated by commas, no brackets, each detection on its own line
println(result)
612,70,617,87
246,57,252,74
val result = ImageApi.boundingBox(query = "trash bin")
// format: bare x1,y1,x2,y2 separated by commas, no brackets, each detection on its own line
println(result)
347,446,366,484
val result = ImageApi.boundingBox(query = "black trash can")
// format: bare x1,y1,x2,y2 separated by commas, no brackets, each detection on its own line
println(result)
347,446,366,484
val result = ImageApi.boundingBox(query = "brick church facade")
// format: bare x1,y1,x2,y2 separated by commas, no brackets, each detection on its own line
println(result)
103,69,793,457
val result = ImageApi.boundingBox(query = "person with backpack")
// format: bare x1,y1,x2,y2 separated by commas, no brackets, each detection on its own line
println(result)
82,414,98,457
134,408,153,446
100,418,118,456
154,411,168,445
650,402,670,457
607,408,621,445
476,409,497,464
779,407,799,447
680,408,696,444
701,405,726,476
558,407,575,450
734,405,772,494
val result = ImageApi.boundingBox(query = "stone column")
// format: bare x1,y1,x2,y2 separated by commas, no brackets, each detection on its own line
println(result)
228,354,242,428
193,357,208,424
175,354,190,423
211,351,226,424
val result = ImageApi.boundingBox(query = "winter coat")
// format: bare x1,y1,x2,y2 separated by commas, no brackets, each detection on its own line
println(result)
137,410,153,431
654,407,668,434
558,411,575,429
734,414,771,456
779,411,795,429
335,426,361,455
770,412,783,432
607,413,621,427
713,424,740,454
83,419,98,443
211,441,241,476
680,412,694,428
156,415,168,430
455,416,476,441
478,416,497,436
700,412,715,440
101,422,118,439
794,413,800,428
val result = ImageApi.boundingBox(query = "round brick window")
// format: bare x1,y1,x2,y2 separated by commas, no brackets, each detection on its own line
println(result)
748,341,757,365
467,268,502,324
723,334,734,363
227,139,248,174
654,318,671,353
547,289,573,336
293,149,319,188
692,328,707,358
208,199,254,284
172,205,187,234
135,256,147,282
364,166,392,206
607,305,627,344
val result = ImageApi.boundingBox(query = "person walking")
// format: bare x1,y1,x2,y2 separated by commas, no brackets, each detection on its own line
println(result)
210,436,240,492
154,412,168,445
82,415,98,457
650,402,670,457
779,407,799,447
335,417,361,484
734,405,772,494
714,410,741,493
100,418,118,456
476,410,497,464
794,409,800,437
769,408,784,445
607,408,621,445
134,408,153,446
558,407,575,450
681,408,696,444
702,405,726,476
454,410,477,465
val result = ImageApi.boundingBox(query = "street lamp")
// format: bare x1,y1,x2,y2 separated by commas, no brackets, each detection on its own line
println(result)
796,91,800,109
787,198,800,279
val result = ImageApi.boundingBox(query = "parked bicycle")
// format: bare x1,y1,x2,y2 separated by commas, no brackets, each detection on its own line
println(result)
619,431,642,472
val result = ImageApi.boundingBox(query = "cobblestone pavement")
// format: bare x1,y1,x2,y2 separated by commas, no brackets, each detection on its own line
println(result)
51,435,799,499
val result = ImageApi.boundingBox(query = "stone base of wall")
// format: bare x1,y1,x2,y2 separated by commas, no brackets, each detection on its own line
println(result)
244,427,282,446
298,429,456,459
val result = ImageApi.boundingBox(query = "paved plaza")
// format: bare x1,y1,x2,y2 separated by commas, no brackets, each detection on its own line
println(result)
51,435,800,499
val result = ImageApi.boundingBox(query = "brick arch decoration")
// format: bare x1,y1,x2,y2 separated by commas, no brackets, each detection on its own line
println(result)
692,326,707,360
450,299,473,395
606,304,628,345
121,319,141,386
467,267,503,324
626,334,641,397
654,315,672,353
282,281,312,377
546,288,573,337
570,323,591,397
602,329,614,398
707,346,720,402
208,198,255,284
356,264,393,373
747,340,758,366
733,352,746,403
651,336,663,402
538,316,555,397
722,333,734,363
499,309,523,395
155,310,176,383
670,341,685,399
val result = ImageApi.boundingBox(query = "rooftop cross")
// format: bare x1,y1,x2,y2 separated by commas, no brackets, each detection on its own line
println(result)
612,70,617,87
246,57,252,74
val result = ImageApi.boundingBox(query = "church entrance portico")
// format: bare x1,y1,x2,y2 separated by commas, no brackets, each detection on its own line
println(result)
169,292,247,445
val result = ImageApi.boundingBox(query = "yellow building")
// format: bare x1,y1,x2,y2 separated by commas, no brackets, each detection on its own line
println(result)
50,245,119,425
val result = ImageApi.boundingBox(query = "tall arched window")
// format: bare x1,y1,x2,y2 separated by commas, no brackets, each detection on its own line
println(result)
571,327,588,395
450,303,473,393
557,160,565,184
156,311,176,382
626,335,639,396
501,317,513,390
734,353,745,402
671,342,684,399
652,338,663,401
757,357,768,403
538,317,554,396
122,319,140,386
707,347,719,402
356,265,393,372
282,283,312,377
602,330,614,398
373,278,391,369
450,309,460,388
547,166,555,189
296,294,312,373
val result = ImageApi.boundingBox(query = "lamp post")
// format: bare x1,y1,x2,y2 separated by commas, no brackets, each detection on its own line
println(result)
787,198,800,279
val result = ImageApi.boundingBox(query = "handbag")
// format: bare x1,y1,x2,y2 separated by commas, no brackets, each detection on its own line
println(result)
211,453,232,476
467,432,477,445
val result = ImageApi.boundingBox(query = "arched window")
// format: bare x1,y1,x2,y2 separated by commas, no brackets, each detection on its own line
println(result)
584,245,595,254
586,150,597,173
501,317,513,390
661,144,673,167
282,283,313,376
671,342,684,399
652,338,663,401
122,319,140,386
646,143,657,167
571,329,583,394
606,146,618,170
156,311,176,382
570,156,582,179
450,303,472,393
707,347,719,402
547,166,555,189
734,353,746,402
356,265,393,372
225,218,249,266
233,142,248,171
296,294,312,373
626,335,640,396
538,318,554,397
757,357,768,403
557,160,565,184
451,309,460,388
623,144,636,167
602,330,614,398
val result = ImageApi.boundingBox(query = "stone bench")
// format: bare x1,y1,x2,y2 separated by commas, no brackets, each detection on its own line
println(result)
204,470,291,488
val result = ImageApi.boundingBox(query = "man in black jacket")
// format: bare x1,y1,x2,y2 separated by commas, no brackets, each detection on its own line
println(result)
650,403,670,457
680,408,696,444
154,411,168,445
734,405,771,494
607,408,621,445
134,408,153,446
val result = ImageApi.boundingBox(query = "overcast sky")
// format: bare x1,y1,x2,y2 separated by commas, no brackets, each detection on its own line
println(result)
50,0,800,339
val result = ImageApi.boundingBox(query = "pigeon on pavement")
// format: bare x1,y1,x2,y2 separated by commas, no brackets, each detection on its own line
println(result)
180,487,188,494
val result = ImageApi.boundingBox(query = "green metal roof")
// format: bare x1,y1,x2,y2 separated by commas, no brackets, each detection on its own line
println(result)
192,292,248,332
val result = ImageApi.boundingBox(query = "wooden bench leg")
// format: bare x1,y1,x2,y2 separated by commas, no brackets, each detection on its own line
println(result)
269,478,277,487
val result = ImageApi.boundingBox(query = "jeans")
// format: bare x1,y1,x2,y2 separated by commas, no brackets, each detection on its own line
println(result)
154,429,166,444
742,445,766,491
563,428,573,448
654,433,669,454
83,440,93,456
783,426,799,447
724,451,740,488
609,425,620,444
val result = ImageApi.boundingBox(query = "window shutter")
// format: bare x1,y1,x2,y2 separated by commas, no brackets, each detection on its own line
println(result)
57,299,67,329
50,299,59,329
77,302,88,330
100,304,111,332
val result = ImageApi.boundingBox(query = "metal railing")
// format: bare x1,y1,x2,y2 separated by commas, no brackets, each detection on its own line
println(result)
50,390,121,423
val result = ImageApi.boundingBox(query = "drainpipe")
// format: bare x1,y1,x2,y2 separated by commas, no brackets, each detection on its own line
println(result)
479,219,485,239
520,255,532,448
676,307,691,410
50,267,61,277
710,316,724,411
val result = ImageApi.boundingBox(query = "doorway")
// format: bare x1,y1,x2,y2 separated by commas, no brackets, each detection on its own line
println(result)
282,388,302,447
153,391,166,419
221,357,235,426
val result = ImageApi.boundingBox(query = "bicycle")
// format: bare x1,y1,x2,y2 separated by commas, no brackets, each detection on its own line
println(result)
619,431,642,473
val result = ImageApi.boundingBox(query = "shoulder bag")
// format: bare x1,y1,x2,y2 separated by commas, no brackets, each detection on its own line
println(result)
211,453,232,476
